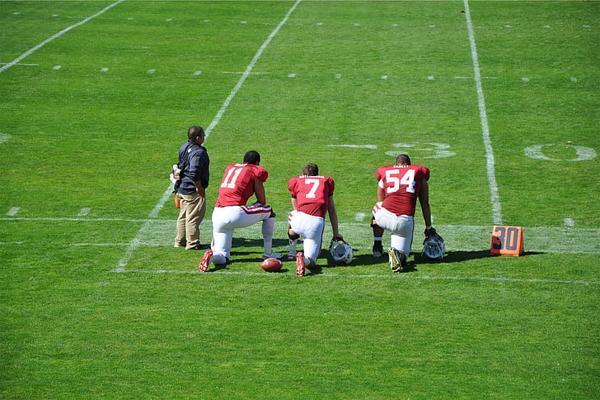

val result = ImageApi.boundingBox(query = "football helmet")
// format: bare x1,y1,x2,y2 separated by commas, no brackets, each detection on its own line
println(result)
423,227,445,260
329,239,353,265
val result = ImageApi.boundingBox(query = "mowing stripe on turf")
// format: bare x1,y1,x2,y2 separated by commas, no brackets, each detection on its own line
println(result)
463,0,503,225
0,0,125,74
113,0,303,272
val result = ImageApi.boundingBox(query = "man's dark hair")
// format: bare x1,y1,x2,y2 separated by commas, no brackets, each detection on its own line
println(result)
188,125,205,141
396,153,411,165
243,150,261,165
302,163,319,176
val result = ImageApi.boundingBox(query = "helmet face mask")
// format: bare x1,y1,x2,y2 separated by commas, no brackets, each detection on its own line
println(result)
422,235,445,260
329,240,353,265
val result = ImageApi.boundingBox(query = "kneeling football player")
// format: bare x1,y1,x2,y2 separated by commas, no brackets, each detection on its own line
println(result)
287,163,344,277
198,150,281,272
371,153,438,272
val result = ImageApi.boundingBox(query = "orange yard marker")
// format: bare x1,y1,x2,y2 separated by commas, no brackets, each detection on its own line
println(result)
491,226,524,256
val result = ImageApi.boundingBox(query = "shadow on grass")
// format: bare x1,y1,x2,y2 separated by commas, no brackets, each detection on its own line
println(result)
413,249,545,265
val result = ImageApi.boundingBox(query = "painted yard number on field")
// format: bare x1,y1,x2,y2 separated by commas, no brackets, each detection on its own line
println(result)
491,226,524,256
524,144,596,162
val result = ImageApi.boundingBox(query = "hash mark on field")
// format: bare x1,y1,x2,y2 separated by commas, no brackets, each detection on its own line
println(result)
353,23,361,27
193,70,202,76
147,69,156,75
521,77,530,82
127,17,134,20
166,18,173,22
570,77,578,82
582,25,591,29
316,22,323,26
7,207,20,217
544,25,551,29
429,24,436,28
241,20,247,24
564,218,575,228
335,73,341,79
427,75,435,81
78,208,91,217
100,67,109,73
392,23,399,27
355,213,366,222
53,65,62,70
13,12,21,15
53,14,59,17
381,75,388,80
288,73,296,78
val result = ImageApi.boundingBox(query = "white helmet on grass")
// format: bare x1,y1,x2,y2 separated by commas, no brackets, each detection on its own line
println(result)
329,239,353,265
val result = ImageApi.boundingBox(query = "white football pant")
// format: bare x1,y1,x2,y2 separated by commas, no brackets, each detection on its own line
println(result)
211,205,275,264
288,210,325,265
372,204,414,256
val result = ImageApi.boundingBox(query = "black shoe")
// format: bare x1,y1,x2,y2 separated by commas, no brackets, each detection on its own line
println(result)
187,244,209,251
373,241,383,258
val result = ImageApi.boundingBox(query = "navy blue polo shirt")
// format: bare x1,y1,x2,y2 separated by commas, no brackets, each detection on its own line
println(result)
177,140,209,195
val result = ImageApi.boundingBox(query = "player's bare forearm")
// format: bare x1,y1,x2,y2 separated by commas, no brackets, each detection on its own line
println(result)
291,197,297,210
254,180,267,204
418,179,432,227
377,187,385,202
328,197,341,238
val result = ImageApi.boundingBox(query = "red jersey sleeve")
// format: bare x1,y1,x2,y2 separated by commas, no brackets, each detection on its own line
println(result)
326,177,335,196
255,166,268,182
288,177,298,197
417,166,430,181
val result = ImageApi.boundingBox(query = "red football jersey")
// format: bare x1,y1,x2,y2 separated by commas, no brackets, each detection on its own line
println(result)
216,163,268,207
288,175,335,218
376,164,430,216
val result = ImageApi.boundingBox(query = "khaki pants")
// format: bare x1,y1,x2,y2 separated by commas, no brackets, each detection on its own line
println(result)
175,192,206,249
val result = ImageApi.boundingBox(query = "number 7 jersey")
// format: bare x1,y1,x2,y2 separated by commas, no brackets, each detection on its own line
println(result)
376,164,430,216
288,175,335,218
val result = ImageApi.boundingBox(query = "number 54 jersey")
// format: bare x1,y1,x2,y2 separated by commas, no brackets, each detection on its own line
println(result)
288,175,335,218
376,164,430,217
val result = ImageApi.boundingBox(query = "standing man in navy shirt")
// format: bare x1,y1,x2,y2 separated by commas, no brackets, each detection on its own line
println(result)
174,126,210,250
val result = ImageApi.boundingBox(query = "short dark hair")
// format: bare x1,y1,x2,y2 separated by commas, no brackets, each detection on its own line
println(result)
302,163,319,176
243,150,261,165
188,126,205,141
396,153,411,165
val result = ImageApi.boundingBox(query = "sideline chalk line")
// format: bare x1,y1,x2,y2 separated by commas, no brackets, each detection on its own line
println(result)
114,0,302,272
116,269,600,287
463,0,503,225
0,0,126,74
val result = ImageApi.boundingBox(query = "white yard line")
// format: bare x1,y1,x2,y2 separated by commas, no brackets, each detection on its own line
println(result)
0,0,125,74
463,0,503,225
4,218,597,254
204,0,301,139
116,268,600,286
113,0,302,272
0,217,150,223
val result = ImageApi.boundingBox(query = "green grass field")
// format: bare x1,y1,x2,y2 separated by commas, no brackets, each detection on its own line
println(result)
1,1,599,398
